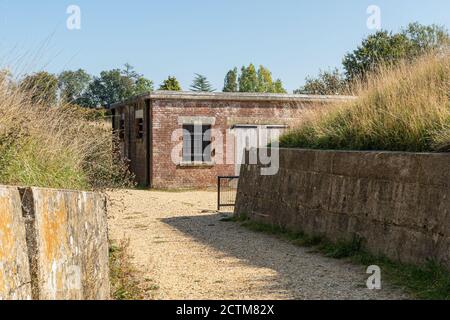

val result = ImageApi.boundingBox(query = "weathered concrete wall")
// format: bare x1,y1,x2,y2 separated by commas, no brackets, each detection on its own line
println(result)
235,149,450,270
0,185,109,300
0,186,32,300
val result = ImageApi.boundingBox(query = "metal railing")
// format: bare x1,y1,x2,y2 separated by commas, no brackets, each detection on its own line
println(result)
217,176,239,211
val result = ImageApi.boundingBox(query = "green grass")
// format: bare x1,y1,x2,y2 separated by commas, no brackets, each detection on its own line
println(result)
280,54,450,153
109,240,151,300
0,138,89,190
0,78,134,191
223,215,450,300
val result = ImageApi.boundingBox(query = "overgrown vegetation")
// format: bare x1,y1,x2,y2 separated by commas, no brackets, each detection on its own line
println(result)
223,64,287,93
281,53,450,152
109,240,154,300
0,75,134,190
295,22,450,95
222,215,450,300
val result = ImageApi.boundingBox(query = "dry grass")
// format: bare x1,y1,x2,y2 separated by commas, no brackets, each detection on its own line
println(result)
109,239,149,300
0,75,133,190
280,53,450,152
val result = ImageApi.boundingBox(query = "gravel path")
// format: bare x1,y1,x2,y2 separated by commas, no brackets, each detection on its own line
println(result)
107,189,409,300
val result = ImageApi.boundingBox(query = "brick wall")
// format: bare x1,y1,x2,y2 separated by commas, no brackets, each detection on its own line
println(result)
112,92,353,189
150,99,318,189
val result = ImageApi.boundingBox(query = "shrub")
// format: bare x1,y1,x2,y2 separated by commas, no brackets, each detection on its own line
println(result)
0,75,133,190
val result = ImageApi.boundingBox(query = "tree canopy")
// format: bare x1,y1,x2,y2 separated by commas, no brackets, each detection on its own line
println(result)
223,68,238,92
76,64,152,108
294,68,348,95
190,74,215,92
224,64,286,93
159,76,182,91
297,22,450,94
58,69,91,104
20,71,59,105
343,23,450,81
239,64,258,92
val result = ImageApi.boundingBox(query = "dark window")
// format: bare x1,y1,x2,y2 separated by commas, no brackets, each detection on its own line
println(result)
182,124,212,163
136,118,144,139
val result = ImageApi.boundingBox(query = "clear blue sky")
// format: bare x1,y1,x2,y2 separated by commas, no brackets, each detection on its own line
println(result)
1,0,450,92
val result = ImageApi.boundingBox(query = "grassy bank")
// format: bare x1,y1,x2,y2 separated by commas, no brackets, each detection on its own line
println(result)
280,54,450,152
222,215,450,300
0,77,133,190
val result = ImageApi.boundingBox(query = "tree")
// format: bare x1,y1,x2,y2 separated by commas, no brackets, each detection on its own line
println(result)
343,31,411,81
256,65,273,93
159,76,182,91
294,68,347,95
58,69,91,104
79,64,153,108
343,23,450,80
190,73,214,92
403,22,450,56
81,69,134,108
134,77,154,95
121,63,153,95
20,71,58,105
238,64,258,92
230,64,287,93
223,68,238,92
272,79,287,94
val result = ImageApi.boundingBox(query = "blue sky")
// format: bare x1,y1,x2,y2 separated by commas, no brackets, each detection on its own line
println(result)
1,0,450,92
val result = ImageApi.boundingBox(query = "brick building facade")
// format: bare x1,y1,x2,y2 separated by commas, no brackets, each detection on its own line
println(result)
111,91,351,189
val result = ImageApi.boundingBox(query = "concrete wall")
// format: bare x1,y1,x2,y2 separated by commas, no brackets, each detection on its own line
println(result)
235,149,450,270
0,185,110,300
0,186,32,300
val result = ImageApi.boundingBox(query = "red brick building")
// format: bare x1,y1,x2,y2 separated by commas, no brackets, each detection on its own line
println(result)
111,91,351,189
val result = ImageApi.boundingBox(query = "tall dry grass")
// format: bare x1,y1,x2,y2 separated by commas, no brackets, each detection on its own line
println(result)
280,53,450,152
0,74,133,190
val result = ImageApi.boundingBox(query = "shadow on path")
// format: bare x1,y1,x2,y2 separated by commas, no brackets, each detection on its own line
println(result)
161,212,406,300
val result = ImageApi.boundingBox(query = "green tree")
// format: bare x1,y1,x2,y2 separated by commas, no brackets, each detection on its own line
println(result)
343,31,411,81
239,64,258,92
272,79,287,93
134,77,154,95
20,71,59,105
223,68,238,92
294,68,347,95
81,69,130,107
256,65,273,93
79,64,153,108
121,63,153,95
58,69,91,104
343,23,450,80
159,76,182,91
190,73,215,92
403,22,450,56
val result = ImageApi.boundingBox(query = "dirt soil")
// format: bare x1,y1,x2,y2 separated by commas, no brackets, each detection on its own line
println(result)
107,189,409,300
